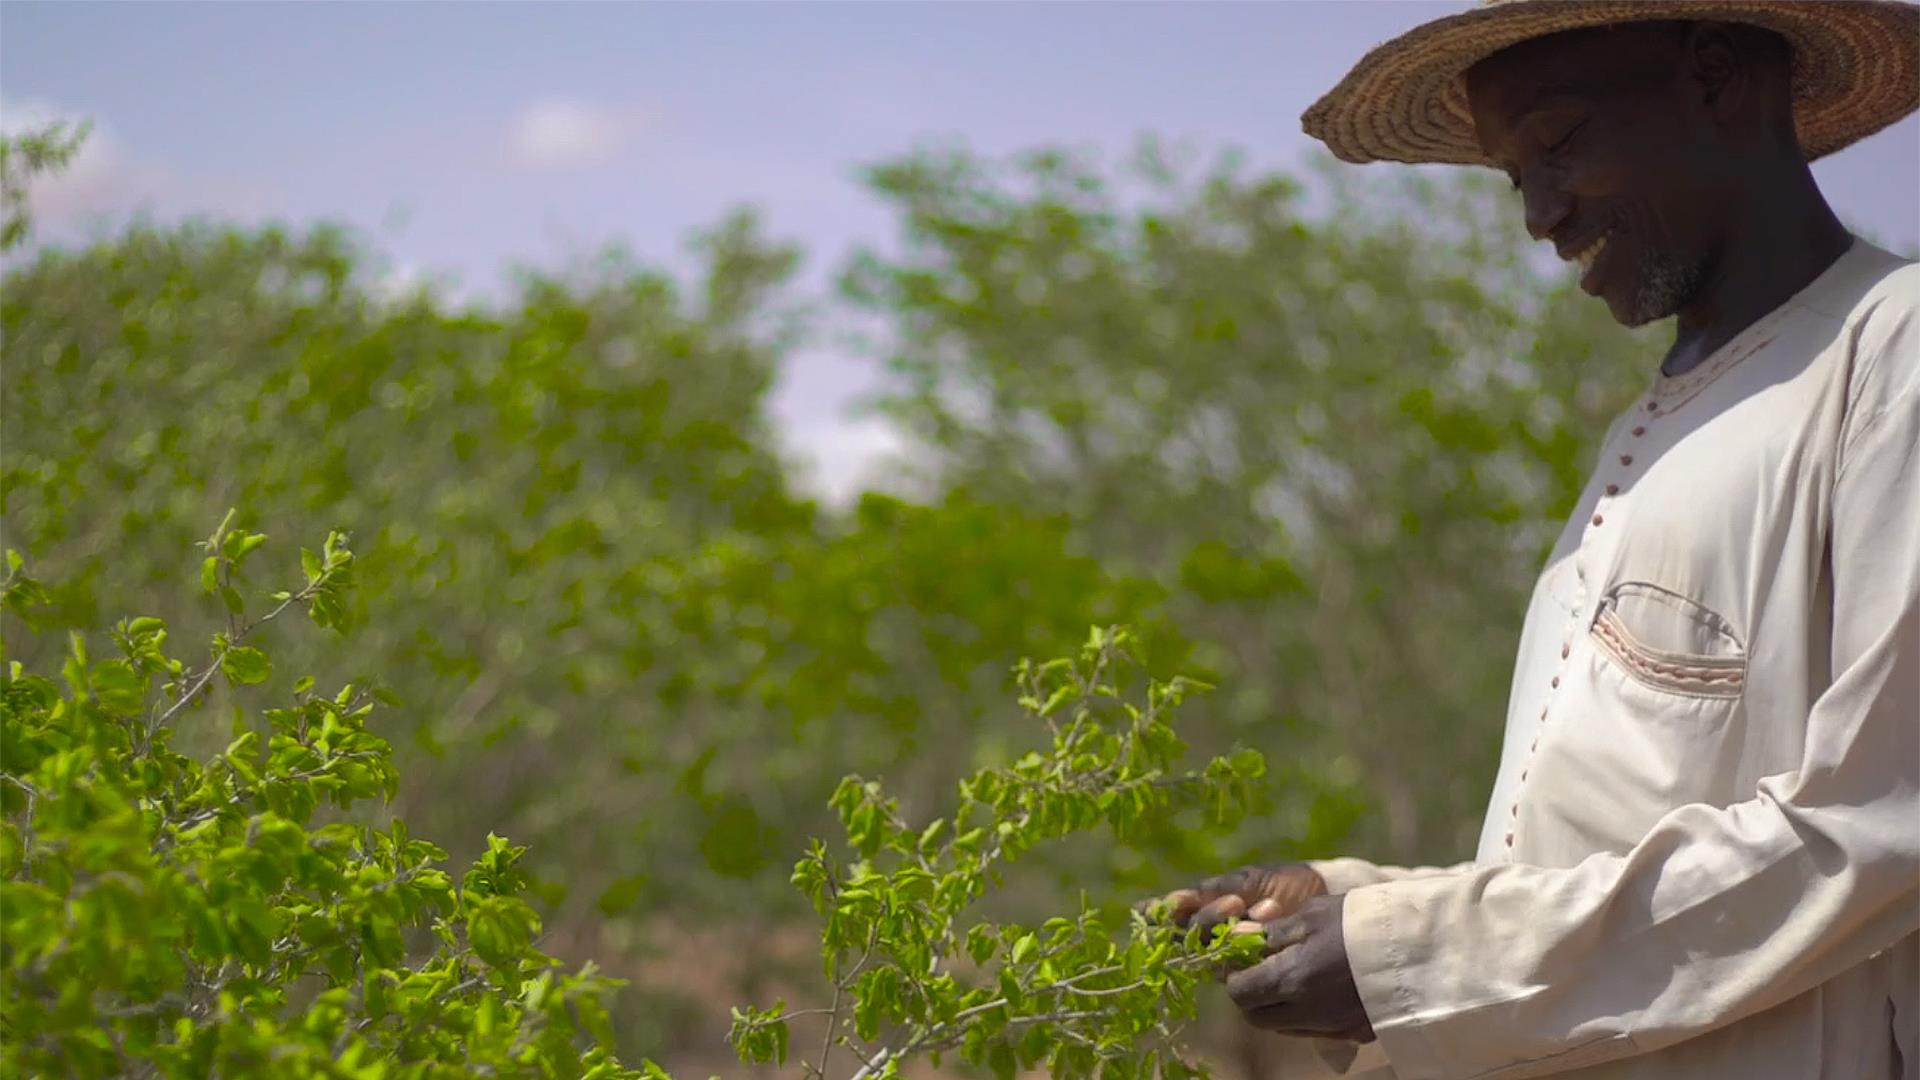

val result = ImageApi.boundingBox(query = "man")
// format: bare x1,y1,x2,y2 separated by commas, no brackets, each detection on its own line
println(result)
1163,3,1920,1077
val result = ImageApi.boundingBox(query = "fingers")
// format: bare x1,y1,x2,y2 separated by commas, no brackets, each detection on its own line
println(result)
1161,889,1203,925
1148,863,1332,932
1225,951,1295,1012
1241,1002,1300,1033
1189,893,1247,940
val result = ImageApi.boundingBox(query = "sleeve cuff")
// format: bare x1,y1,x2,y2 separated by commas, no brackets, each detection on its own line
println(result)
1339,878,1639,1080
1343,881,1442,1075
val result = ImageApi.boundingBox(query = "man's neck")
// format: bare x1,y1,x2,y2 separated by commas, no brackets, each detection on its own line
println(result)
1663,173,1852,378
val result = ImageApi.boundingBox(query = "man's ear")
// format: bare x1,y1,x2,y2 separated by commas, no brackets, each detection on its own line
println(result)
1687,19,1794,133
1684,21,1744,117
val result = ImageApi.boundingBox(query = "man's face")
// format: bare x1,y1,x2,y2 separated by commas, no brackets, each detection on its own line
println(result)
1466,24,1730,327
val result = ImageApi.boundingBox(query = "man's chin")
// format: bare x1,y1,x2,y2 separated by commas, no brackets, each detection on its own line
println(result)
1600,288,1658,328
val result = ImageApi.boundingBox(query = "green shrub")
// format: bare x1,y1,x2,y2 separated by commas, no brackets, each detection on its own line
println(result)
0,520,636,1079
2,518,1266,1078
726,627,1270,1079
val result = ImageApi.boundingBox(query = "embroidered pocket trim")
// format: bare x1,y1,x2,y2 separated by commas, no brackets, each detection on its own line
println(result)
1590,586,1747,699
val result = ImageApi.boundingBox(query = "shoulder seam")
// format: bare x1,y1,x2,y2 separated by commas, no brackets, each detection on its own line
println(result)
1837,387,1920,486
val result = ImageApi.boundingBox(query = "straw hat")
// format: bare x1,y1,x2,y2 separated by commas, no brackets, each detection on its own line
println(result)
1302,0,1920,166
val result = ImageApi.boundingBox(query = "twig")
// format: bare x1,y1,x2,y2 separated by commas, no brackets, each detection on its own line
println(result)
145,564,336,749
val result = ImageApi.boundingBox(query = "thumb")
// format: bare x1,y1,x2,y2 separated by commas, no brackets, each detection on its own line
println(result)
1261,914,1311,955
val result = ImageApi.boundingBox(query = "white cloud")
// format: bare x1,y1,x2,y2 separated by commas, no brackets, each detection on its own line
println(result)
1,98,170,229
785,418,913,506
506,98,653,171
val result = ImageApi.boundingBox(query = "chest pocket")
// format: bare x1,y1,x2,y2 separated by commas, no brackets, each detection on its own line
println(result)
1525,582,1750,854
1590,582,1747,699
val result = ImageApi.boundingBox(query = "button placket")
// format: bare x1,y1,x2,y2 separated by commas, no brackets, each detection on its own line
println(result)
1587,400,1658,535
1512,397,1660,857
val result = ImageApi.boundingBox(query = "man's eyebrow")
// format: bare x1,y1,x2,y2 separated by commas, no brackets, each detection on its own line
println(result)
1511,94,1590,125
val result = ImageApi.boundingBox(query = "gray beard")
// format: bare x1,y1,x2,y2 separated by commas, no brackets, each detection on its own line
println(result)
1624,250,1705,327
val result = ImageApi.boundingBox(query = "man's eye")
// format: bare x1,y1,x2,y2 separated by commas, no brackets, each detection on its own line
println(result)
1549,119,1589,153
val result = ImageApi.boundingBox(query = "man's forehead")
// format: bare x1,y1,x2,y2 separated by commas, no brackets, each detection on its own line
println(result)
1467,22,1682,116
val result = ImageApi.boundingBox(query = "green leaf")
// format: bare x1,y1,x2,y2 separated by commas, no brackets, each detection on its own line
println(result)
466,895,538,970
220,646,272,686
967,925,997,965
90,660,147,715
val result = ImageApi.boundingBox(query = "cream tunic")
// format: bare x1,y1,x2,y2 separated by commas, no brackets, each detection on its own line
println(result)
1309,239,1920,1079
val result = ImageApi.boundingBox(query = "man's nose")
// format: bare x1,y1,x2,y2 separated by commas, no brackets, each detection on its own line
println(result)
1520,171,1574,243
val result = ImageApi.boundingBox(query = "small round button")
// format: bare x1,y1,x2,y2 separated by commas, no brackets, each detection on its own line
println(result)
1561,643,1571,658
1632,425,1646,436
1591,514,1605,527
1619,454,1634,466
1505,832,1515,847
1551,676,1561,688
1520,769,1529,781
1646,401,1658,412
1510,804,1519,817
1605,483,1620,496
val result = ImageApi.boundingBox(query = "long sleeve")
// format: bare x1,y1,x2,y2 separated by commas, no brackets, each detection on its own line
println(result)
1338,373,1920,1079
1310,858,1478,894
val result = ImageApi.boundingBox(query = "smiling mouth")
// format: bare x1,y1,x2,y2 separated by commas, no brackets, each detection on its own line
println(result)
1573,232,1610,274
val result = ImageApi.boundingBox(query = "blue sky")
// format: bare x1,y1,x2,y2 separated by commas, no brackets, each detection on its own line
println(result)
6,1,1916,499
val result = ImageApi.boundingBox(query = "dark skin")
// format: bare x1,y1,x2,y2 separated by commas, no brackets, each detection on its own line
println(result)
1164,19,1853,1045
1467,20,1852,372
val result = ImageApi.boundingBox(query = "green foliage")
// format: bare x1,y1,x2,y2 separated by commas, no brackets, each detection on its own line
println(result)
0,531,637,1079
728,628,1269,1078
0,216,1182,950
4,133,1663,1070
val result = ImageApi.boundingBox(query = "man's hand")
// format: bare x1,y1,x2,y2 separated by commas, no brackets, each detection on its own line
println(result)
1226,893,1375,1043
1152,862,1329,939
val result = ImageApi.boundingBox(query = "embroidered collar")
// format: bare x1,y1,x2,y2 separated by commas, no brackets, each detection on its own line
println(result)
1644,237,1867,415
1646,311,1787,413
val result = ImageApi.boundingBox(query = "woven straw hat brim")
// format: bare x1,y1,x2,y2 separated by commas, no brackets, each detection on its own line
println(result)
1302,0,1920,167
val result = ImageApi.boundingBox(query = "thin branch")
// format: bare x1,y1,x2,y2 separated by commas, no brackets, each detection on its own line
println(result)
146,563,337,747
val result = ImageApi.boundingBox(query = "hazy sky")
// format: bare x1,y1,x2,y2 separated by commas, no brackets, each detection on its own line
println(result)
7,1,1917,499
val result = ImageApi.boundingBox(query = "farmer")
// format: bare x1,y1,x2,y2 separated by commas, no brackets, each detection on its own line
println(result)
1162,3,1920,1077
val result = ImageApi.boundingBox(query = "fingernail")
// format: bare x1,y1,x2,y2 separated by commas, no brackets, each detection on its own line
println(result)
1248,898,1284,921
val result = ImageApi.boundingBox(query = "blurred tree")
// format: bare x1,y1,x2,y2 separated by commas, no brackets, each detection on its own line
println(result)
843,140,1661,868
0,211,1204,1061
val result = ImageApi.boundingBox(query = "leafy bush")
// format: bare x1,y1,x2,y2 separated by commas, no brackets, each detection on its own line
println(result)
1,513,1269,1078
726,628,1270,1079
0,520,636,1079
